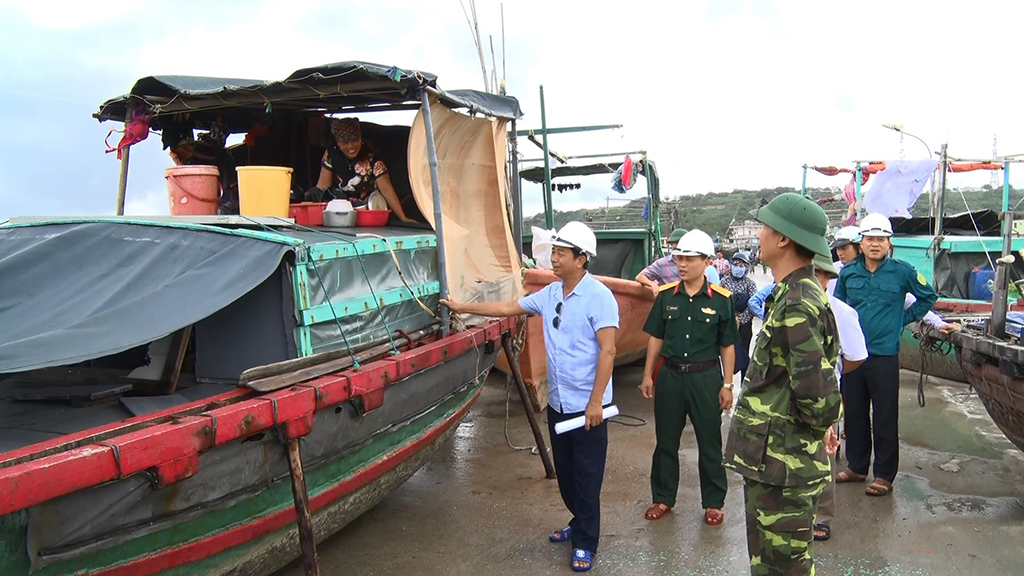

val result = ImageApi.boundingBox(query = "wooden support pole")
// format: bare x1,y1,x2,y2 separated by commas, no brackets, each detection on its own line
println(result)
115,103,134,216
420,90,451,338
163,325,192,395
502,334,557,479
286,439,321,576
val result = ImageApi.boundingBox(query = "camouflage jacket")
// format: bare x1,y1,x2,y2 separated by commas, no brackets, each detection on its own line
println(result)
723,265,841,487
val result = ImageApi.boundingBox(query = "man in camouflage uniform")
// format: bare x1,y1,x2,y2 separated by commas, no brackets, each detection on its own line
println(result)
723,193,842,576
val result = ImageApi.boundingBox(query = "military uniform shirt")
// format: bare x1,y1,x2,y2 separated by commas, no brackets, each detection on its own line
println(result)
724,265,841,487
833,254,938,356
643,279,739,363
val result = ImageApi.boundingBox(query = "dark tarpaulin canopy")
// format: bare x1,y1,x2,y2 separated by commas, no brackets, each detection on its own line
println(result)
891,210,1002,236
0,222,296,374
520,162,625,184
94,61,522,131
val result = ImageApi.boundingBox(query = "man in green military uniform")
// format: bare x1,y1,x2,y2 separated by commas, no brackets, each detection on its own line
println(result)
640,229,738,526
723,193,842,575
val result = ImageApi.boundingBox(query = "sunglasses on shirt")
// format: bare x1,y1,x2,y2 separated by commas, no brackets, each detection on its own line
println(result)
553,301,563,330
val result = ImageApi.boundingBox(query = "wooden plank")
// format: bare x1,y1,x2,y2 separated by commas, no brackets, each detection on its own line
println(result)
246,326,437,393
163,325,193,395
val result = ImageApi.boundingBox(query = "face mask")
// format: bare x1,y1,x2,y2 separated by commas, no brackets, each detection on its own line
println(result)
731,265,747,278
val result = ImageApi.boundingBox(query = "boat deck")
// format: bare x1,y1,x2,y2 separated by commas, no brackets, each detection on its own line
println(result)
0,378,235,453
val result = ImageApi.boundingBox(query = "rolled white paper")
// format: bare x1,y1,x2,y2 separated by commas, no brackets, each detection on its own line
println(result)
554,405,620,435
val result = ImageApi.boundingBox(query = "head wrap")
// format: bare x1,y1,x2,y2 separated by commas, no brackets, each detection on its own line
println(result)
331,117,361,143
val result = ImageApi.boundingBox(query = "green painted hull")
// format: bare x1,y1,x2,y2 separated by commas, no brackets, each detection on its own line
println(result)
0,376,485,576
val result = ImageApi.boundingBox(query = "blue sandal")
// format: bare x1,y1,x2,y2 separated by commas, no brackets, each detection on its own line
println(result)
549,526,572,543
571,548,593,572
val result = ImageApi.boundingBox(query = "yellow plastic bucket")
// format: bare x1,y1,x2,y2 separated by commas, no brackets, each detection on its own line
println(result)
236,166,293,217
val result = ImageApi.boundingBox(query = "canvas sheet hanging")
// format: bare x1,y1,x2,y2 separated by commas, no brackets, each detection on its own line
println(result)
407,100,522,315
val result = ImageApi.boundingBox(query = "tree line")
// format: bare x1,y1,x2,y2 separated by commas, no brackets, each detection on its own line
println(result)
523,186,1023,238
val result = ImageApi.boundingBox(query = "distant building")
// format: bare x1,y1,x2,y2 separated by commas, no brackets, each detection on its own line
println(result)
728,219,761,248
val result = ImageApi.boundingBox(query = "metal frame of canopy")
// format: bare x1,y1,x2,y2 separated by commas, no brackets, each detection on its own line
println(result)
94,61,525,339
516,87,663,267
801,153,1024,237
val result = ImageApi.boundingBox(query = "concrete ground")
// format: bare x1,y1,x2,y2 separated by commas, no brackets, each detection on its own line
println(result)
278,365,1024,576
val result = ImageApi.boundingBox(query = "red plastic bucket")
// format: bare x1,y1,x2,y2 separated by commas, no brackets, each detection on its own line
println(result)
288,203,327,227
355,209,391,227
165,165,221,215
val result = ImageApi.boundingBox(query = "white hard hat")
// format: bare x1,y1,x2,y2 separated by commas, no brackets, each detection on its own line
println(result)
831,225,862,248
859,213,893,238
672,229,715,257
550,221,597,260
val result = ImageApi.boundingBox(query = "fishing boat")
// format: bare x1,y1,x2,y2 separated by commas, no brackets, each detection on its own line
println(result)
889,213,1024,384
807,157,1024,386
0,61,525,575
495,106,664,410
953,206,1024,452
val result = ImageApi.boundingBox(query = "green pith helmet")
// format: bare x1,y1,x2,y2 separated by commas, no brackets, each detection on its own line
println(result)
812,252,839,277
668,228,689,243
750,193,830,258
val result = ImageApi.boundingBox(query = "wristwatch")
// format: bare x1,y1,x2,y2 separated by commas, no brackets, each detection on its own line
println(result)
723,382,734,391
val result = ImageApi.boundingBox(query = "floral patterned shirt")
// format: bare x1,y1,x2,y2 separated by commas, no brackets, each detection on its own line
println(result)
322,145,388,205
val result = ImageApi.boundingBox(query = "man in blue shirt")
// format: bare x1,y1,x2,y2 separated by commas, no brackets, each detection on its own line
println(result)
833,213,937,497
635,228,721,297
442,221,618,573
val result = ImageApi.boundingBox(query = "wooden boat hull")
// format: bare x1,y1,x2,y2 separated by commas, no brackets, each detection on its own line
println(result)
0,320,511,576
496,269,654,411
899,323,967,383
954,330,1024,452
897,298,1024,385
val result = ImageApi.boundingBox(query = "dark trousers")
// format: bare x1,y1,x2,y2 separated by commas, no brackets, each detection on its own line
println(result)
547,406,608,554
738,321,754,382
651,367,728,509
841,354,900,482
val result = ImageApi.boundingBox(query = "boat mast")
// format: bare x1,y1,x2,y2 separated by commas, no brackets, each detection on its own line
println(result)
540,85,553,229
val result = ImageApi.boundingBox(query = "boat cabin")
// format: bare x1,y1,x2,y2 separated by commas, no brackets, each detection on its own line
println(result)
0,61,524,452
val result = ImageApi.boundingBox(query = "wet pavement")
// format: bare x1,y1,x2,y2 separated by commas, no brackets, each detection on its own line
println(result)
278,365,1024,576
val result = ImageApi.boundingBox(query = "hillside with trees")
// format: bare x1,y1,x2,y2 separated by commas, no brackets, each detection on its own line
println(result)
523,186,1023,239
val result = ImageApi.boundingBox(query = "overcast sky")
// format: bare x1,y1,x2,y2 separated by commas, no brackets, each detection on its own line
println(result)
2,0,1022,222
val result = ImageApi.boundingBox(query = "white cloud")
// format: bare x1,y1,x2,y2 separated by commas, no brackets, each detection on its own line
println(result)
123,187,170,217
3,0,1023,224
0,0,141,30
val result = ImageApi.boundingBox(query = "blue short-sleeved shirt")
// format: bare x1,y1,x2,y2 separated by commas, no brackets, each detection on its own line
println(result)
518,272,619,413
639,255,720,285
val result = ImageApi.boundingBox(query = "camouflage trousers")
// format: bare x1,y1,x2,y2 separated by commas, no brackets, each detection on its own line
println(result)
742,478,825,576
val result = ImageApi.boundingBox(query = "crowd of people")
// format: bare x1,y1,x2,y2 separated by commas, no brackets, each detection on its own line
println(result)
444,194,951,574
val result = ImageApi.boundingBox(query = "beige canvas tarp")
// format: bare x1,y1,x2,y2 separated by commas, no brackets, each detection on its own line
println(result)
408,100,522,318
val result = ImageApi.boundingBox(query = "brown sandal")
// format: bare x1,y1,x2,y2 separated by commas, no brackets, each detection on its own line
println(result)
865,478,893,497
835,468,867,483
704,508,724,526
645,503,671,521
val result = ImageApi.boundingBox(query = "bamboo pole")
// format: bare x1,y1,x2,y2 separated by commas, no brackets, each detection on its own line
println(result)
420,91,451,338
510,120,523,255
502,335,556,479
115,103,134,215
286,440,321,576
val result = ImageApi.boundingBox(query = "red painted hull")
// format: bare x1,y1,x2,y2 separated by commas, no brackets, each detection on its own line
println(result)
0,318,514,576
496,269,654,411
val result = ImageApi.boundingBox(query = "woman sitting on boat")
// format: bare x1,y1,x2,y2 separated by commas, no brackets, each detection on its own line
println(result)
307,117,415,223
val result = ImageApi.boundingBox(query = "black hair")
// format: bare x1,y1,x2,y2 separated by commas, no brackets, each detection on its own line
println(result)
793,243,815,261
571,247,590,270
